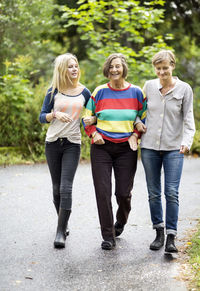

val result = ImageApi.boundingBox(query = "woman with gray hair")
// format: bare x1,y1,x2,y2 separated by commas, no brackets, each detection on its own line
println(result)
83,53,146,250
136,50,195,253
39,53,91,248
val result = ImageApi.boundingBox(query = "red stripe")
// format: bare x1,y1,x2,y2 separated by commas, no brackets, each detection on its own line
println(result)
107,82,131,91
95,98,139,111
101,134,129,143
138,100,143,111
91,95,95,102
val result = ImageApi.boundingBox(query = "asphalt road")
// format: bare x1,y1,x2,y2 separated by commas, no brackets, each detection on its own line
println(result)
0,157,200,291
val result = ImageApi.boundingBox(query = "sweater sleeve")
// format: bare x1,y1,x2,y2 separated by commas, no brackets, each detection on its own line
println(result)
133,87,147,138
181,84,196,149
82,87,91,107
39,88,56,123
82,91,97,138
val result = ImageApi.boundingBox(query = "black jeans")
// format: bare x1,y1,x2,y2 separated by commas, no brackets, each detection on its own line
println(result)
45,138,80,210
91,140,138,241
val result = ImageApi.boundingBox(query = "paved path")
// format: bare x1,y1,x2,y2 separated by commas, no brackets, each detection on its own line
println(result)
0,157,200,291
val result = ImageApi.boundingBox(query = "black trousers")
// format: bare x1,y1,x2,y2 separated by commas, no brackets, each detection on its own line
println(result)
45,138,80,210
91,140,137,241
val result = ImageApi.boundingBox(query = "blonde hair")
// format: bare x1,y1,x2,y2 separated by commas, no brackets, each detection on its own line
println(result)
152,50,176,67
103,53,128,79
51,53,80,96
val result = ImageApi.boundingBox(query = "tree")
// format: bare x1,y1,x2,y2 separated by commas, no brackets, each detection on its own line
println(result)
0,0,63,83
158,0,200,124
61,0,172,86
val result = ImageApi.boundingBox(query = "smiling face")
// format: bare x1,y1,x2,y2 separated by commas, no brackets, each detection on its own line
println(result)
108,57,124,82
67,58,79,81
154,59,175,82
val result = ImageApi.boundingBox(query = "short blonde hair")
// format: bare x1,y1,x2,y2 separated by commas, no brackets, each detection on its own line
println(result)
152,50,176,67
51,53,80,95
103,53,128,79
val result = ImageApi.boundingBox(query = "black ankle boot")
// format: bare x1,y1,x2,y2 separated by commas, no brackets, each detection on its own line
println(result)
53,199,60,215
150,228,165,250
53,201,70,236
114,222,124,237
54,209,71,248
165,234,178,253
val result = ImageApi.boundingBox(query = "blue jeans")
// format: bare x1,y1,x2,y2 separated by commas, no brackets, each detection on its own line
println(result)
141,149,184,235
45,138,80,210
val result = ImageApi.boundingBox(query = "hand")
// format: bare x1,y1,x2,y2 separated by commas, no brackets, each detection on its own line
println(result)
180,145,189,154
55,112,73,123
93,132,105,145
83,116,97,126
136,122,147,133
128,134,138,151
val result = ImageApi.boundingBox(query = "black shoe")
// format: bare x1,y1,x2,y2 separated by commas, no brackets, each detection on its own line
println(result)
53,202,70,237
54,209,71,248
165,234,178,253
101,239,116,250
150,228,165,250
114,222,124,237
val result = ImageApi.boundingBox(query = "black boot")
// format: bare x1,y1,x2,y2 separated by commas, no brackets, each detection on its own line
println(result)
54,209,71,248
150,228,165,250
53,200,69,236
53,199,59,215
165,234,178,253
114,222,124,237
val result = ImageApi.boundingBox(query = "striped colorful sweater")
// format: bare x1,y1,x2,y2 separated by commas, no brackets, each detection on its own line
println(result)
83,83,146,143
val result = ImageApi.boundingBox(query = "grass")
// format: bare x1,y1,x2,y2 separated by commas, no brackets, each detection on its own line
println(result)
187,221,200,290
0,147,46,166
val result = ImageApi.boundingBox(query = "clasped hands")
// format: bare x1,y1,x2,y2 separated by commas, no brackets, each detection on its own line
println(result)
55,112,73,123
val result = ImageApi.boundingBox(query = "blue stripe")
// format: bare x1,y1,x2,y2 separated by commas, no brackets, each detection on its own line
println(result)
97,128,132,139
95,87,142,101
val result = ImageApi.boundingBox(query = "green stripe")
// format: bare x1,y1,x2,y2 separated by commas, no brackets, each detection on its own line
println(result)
97,109,138,121
86,98,95,111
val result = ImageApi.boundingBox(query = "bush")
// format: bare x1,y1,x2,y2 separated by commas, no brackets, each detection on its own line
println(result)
0,58,48,162
191,129,200,156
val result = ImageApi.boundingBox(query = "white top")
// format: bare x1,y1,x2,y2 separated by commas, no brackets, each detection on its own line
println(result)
139,77,195,150
46,92,86,144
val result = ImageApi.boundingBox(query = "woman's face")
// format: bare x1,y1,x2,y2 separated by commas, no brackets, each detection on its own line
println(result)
67,58,79,80
154,59,174,82
109,58,124,82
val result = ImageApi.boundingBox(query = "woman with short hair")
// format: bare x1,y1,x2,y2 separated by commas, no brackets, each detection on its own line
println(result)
136,50,195,253
83,53,146,250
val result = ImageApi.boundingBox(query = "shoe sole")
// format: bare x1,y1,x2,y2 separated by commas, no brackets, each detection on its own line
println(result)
54,243,65,248
101,241,116,250
150,244,164,250
165,249,178,254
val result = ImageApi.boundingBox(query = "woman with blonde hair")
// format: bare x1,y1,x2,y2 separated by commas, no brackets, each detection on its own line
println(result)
39,53,91,248
136,50,195,253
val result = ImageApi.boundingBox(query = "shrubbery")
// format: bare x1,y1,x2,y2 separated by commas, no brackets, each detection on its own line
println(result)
0,57,200,166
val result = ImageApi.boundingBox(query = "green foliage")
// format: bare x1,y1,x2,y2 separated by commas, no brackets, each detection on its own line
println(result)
0,58,48,162
62,0,172,85
0,58,33,146
191,130,200,156
0,0,199,164
188,221,200,289
80,123,91,160
0,0,64,82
